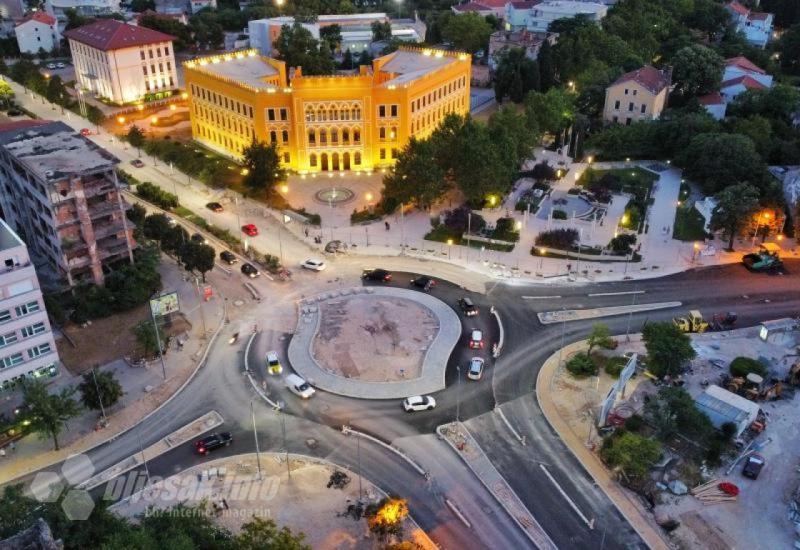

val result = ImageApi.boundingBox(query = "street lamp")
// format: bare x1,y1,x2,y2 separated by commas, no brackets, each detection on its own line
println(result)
692,242,700,263
446,238,453,260
538,247,546,270
455,365,461,422
280,184,289,194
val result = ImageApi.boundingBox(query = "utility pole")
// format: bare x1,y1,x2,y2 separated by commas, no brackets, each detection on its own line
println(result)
91,365,107,426
456,365,462,422
251,401,262,480
557,306,567,371
193,277,208,337
277,402,289,479
400,202,405,254
356,434,363,501
277,222,284,265
467,212,472,263
137,433,151,486
149,299,167,380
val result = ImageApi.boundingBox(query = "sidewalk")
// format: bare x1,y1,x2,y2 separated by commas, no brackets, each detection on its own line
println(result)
535,339,671,550
0,257,227,484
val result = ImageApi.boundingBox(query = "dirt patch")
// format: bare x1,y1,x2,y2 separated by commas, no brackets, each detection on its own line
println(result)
312,296,438,382
677,511,734,550
56,306,191,375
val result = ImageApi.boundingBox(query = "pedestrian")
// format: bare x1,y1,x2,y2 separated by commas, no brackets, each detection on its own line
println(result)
385,221,390,231
0,448,6,458
9,442,15,452
304,227,309,237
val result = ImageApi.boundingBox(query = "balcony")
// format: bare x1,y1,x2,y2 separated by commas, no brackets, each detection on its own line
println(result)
93,220,128,240
99,242,130,260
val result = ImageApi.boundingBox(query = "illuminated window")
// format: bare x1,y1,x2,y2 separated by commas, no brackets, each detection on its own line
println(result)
310,154,317,167
354,152,361,165
282,130,289,143
270,130,277,143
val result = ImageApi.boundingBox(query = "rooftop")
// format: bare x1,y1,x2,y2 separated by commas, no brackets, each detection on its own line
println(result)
0,218,24,253
508,0,541,8
64,19,175,51
725,56,766,75
721,75,767,90
16,11,56,27
727,1,750,16
379,48,462,86
0,121,119,183
611,65,669,95
190,53,279,90
536,0,607,13
452,2,494,12
698,92,724,105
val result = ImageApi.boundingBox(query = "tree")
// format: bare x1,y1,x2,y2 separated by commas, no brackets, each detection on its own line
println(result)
524,88,574,137
676,133,766,194
537,39,556,91
64,8,90,30
494,47,539,103
371,20,392,42
44,75,66,104
647,387,714,439
381,137,448,211
0,79,13,109
442,13,492,54
242,140,286,199
274,23,334,75
127,125,145,157
319,24,342,51
143,213,173,241
587,322,613,354
671,44,724,97
234,517,310,550
530,161,556,183
710,182,760,250
602,432,661,479
340,48,354,70
488,106,536,166
179,241,215,282
365,498,408,541
21,379,81,451
78,369,123,411
134,320,164,357
129,0,155,11
729,356,768,378
642,322,696,378
781,23,800,72
566,353,597,376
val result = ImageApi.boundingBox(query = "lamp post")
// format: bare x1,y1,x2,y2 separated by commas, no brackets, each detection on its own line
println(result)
456,365,461,422
538,247,546,271
251,401,263,481
447,238,453,260
91,365,107,426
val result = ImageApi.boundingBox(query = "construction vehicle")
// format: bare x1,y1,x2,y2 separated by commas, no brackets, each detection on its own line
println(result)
710,312,737,331
742,243,783,272
673,310,710,333
787,363,800,386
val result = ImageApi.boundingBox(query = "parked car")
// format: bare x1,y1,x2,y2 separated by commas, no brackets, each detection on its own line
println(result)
46,63,56,70
191,233,208,244
301,258,326,271
241,223,258,237
219,250,237,265
130,159,144,168
80,128,91,136
265,351,282,375
286,374,315,399
362,268,392,282
743,453,765,479
458,297,478,317
402,395,436,412
206,202,223,212
410,276,436,291
467,357,485,380
469,329,484,349
241,263,259,278
194,432,232,455
56,62,66,69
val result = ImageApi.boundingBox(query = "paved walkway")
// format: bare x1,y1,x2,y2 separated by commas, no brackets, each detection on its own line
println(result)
535,339,671,550
287,286,460,399
0,257,227,484
437,421,557,550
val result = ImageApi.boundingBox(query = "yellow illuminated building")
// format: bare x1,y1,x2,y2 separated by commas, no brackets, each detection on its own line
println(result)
183,47,471,172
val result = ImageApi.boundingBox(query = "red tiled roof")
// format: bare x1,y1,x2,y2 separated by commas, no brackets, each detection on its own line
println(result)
725,56,766,74
727,1,749,16
477,0,511,7
721,75,767,90
135,10,186,24
509,0,540,8
698,92,724,106
63,19,175,51
453,1,493,11
0,120,50,133
16,11,56,27
612,66,668,95
748,11,770,21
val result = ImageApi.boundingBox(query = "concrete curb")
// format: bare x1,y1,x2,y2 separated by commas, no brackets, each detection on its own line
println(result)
340,425,427,477
243,332,281,409
535,339,671,550
537,301,682,324
490,306,504,358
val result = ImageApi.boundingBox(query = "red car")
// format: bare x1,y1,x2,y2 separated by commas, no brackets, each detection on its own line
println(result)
80,128,91,136
241,224,258,237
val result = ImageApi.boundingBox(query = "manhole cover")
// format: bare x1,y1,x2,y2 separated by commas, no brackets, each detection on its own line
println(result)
233,299,245,307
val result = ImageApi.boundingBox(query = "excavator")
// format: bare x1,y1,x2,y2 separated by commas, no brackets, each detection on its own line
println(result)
673,310,709,333
743,243,783,272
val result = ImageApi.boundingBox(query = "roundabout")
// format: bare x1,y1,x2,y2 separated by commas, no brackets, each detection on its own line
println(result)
287,286,462,399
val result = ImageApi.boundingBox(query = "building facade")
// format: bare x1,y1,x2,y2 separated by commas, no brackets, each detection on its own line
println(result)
0,218,59,390
44,0,120,19
522,0,607,32
14,12,60,55
0,120,136,287
64,19,177,104
726,1,773,49
184,47,471,173
603,65,669,124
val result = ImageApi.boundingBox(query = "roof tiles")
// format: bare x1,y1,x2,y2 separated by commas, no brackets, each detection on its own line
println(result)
63,19,174,51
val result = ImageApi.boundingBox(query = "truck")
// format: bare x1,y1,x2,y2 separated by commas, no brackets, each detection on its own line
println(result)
742,243,783,272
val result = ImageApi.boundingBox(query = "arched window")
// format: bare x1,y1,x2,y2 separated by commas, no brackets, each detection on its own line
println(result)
317,109,325,121
308,129,315,144
269,130,277,143
282,130,289,143
354,152,361,165
390,126,397,140
329,108,336,120
310,154,317,167
342,129,349,144
351,108,357,120
306,108,314,122
342,109,349,121
320,129,327,144
331,129,338,143
353,129,360,143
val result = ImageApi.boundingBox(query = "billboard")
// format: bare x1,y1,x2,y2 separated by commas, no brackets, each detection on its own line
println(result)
150,291,180,317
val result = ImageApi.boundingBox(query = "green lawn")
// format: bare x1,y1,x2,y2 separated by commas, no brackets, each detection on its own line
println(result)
673,205,709,241
424,225,514,252
577,167,658,194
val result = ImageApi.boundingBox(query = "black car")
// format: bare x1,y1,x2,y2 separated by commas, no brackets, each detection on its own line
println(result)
411,276,436,291
191,233,208,244
194,432,232,455
206,202,223,212
458,297,478,317
742,453,765,479
220,250,237,265
362,268,392,282
241,263,260,278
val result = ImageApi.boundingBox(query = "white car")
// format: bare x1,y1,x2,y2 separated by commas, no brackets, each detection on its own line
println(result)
286,374,315,399
56,62,65,69
402,395,436,412
265,351,282,375
46,63,56,70
301,258,326,271
467,357,485,380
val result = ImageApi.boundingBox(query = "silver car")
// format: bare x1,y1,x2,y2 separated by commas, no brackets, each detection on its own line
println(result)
402,395,436,412
467,357,485,380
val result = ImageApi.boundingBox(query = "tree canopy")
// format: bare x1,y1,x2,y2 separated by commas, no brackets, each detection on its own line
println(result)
642,322,696,378
442,13,493,54
274,23,335,75
242,141,286,200
21,379,81,451
710,182,761,251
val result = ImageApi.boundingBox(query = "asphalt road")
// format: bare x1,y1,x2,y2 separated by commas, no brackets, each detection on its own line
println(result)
18,259,800,550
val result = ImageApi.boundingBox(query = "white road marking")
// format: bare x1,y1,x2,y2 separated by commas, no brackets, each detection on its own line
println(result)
522,295,562,299
539,463,594,529
587,290,646,297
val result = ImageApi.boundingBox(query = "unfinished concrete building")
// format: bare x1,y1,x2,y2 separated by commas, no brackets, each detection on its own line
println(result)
0,120,135,286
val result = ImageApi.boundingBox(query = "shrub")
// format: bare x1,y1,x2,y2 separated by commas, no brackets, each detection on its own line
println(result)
729,356,767,378
135,181,178,210
552,209,567,220
605,356,628,377
625,414,645,432
534,228,578,249
351,207,382,224
567,187,581,195
602,432,661,478
566,354,597,377
443,206,486,235
492,217,520,242
608,233,637,253
291,208,321,226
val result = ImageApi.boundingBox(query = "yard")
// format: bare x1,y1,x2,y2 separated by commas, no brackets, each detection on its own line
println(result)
673,204,709,241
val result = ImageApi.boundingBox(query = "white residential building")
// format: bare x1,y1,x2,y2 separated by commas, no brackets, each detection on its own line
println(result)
725,1,773,49
14,12,60,55
505,1,541,30
723,56,773,88
64,19,177,104
697,92,727,120
0,0,25,19
523,1,607,32
189,0,216,14
0,218,60,391
44,0,121,20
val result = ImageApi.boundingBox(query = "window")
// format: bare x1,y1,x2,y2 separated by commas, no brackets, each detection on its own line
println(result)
391,148,398,159
279,108,288,121
15,301,39,317
320,129,327,144
380,148,386,160
354,129,360,143
270,131,277,143
310,154,317,167
159,63,163,73
149,49,153,59
21,323,45,338
633,89,637,96
0,353,23,369
308,130,316,144
166,61,171,71
354,152,361,165
164,45,169,56
379,127,386,140
27,343,50,359
283,152,289,163
628,102,634,112
157,47,161,57
0,332,17,348
267,108,275,121
613,100,620,110
282,130,289,143
379,105,386,118
624,88,628,95
140,50,145,60
143,66,148,76
342,129,349,143
390,105,398,117
625,118,632,125
640,104,646,114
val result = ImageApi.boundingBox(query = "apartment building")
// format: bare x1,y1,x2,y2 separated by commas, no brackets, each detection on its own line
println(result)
14,12,60,55
64,19,177,104
726,1,773,49
0,120,136,287
44,0,120,20
0,218,59,390
603,66,669,124
521,1,607,32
